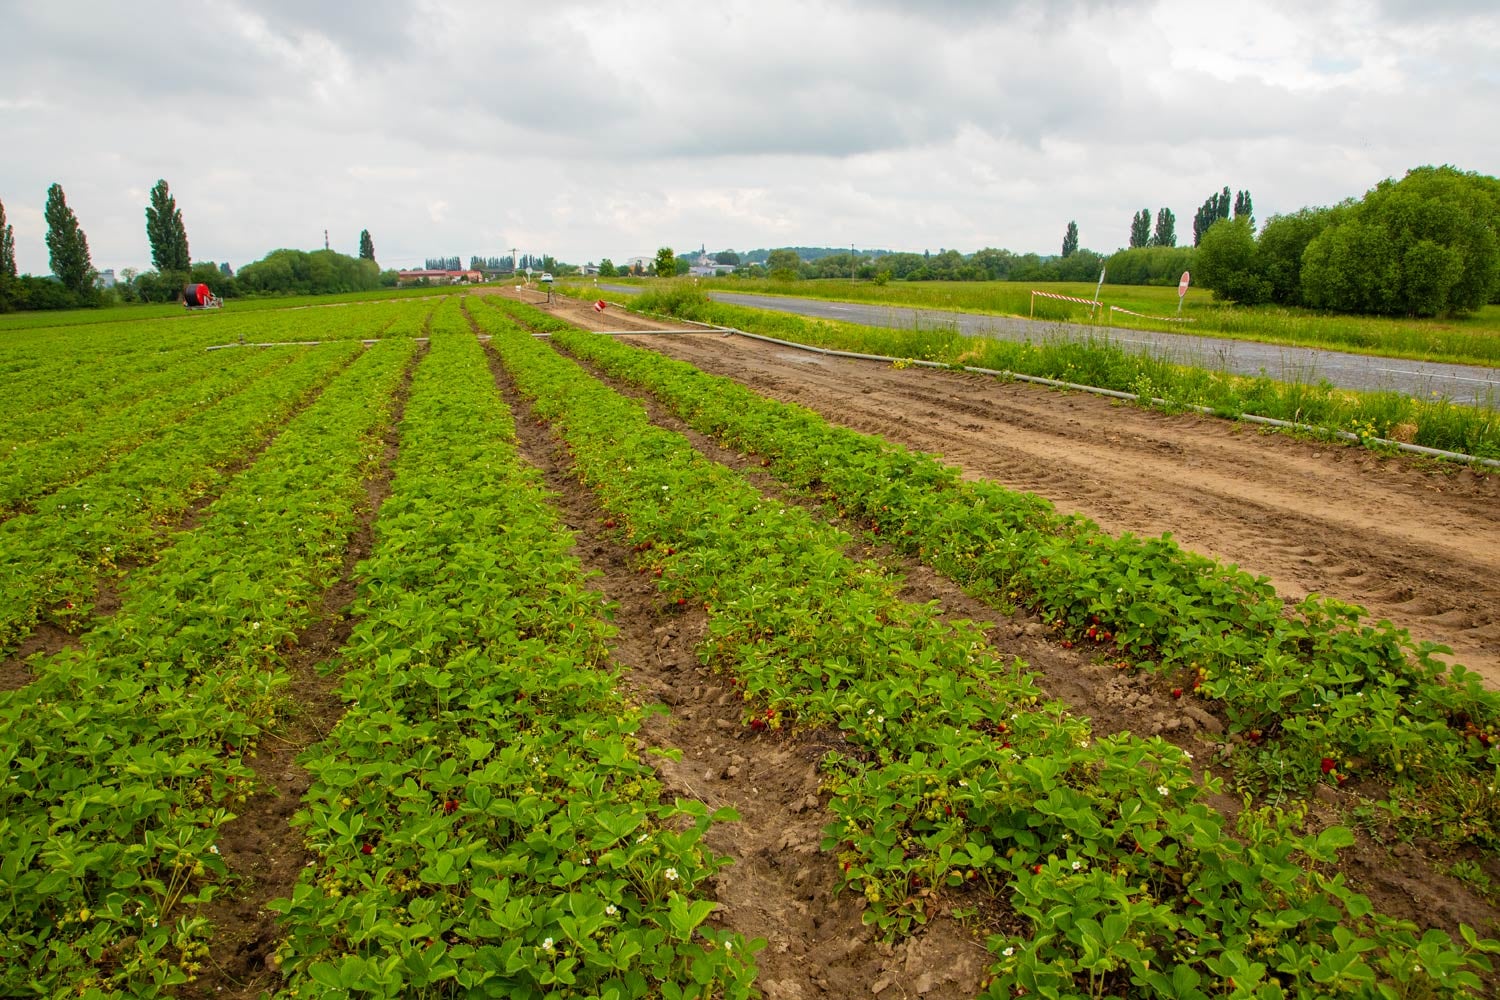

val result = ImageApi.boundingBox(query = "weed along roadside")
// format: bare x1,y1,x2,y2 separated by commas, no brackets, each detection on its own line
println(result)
471,298,1500,998
601,284,1500,463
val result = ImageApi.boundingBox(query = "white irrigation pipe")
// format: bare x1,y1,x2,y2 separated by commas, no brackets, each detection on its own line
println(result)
610,305,1500,471
207,337,448,350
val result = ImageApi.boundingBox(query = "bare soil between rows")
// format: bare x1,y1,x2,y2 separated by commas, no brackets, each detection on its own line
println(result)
529,290,1500,688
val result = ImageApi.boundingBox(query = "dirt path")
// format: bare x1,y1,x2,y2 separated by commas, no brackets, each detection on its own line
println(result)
531,292,1500,688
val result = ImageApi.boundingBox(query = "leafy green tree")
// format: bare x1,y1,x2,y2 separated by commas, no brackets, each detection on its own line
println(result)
1104,245,1197,286
1061,221,1079,258
1256,205,1343,306
1129,210,1151,249
359,229,375,261
653,246,675,277
712,250,740,265
0,197,15,280
190,261,237,298
766,248,801,280
145,179,190,272
1196,217,1269,304
44,183,94,294
1300,166,1498,316
1233,190,1254,228
598,258,616,277
1192,186,1232,246
1151,207,1177,248
237,248,380,296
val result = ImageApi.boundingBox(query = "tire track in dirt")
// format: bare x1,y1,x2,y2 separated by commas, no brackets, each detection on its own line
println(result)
594,327,1499,686
483,333,992,1000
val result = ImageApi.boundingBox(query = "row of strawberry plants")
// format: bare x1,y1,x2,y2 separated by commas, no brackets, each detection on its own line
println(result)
0,337,418,997
476,309,1497,999
0,302,395,414
0,299,432,454
1,344,237,454
0,341,361,658
0,345,294,514
271,326,756,999
526,306,1500,846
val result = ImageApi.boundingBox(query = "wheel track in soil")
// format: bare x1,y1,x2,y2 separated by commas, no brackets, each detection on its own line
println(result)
534,310,1500,686
480,327,994,1000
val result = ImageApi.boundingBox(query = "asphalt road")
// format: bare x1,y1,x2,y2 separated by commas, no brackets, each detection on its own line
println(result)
597,284,1500,407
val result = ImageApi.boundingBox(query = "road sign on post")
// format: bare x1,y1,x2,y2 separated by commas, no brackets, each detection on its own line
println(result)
1177,271,1191,314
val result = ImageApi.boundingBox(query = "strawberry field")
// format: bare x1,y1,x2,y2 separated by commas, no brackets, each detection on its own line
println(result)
2,292,1498,999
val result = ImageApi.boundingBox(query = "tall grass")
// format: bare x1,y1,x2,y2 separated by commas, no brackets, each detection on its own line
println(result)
626,285,1500,462
690,277,1500,367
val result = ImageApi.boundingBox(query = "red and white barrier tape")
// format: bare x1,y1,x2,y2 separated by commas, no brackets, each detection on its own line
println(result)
1109,305,1196,323
1031,290,1102,308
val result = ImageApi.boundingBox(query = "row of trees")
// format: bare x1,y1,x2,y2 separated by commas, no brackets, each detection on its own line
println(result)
420,254,561,273
1192,187,1253,246
1128,208,1177,249
1195,166,1499,316
0,177,387,311
0,185,97,311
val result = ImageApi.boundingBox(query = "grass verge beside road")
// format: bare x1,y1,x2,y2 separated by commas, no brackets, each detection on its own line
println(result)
608,286,1500,463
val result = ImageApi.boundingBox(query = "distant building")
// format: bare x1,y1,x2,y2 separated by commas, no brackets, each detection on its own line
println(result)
96,268,116,289
689,255,731,278
622,255,653,274
395,268,483,286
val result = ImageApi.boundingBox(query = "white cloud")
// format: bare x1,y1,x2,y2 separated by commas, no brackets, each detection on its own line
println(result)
0,0,1495,274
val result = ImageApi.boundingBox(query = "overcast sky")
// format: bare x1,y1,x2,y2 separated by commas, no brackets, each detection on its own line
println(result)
3,0,1496,275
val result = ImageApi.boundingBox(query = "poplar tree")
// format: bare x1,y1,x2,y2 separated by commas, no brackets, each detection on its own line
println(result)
1129,209,1151,249
1151,207,1177,247
1061,221,1079,257
0,197,15,280
146,179,190,272
45,183,94,293
359,229,375,261
1234,189,1255,228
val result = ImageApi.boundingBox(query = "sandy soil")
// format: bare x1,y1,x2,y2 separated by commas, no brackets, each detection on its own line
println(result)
529,291,1500,688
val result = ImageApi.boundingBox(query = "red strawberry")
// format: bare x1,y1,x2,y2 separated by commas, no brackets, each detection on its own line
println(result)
361,843,374,855
1321,757,1337,774
1171,688,1183,699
